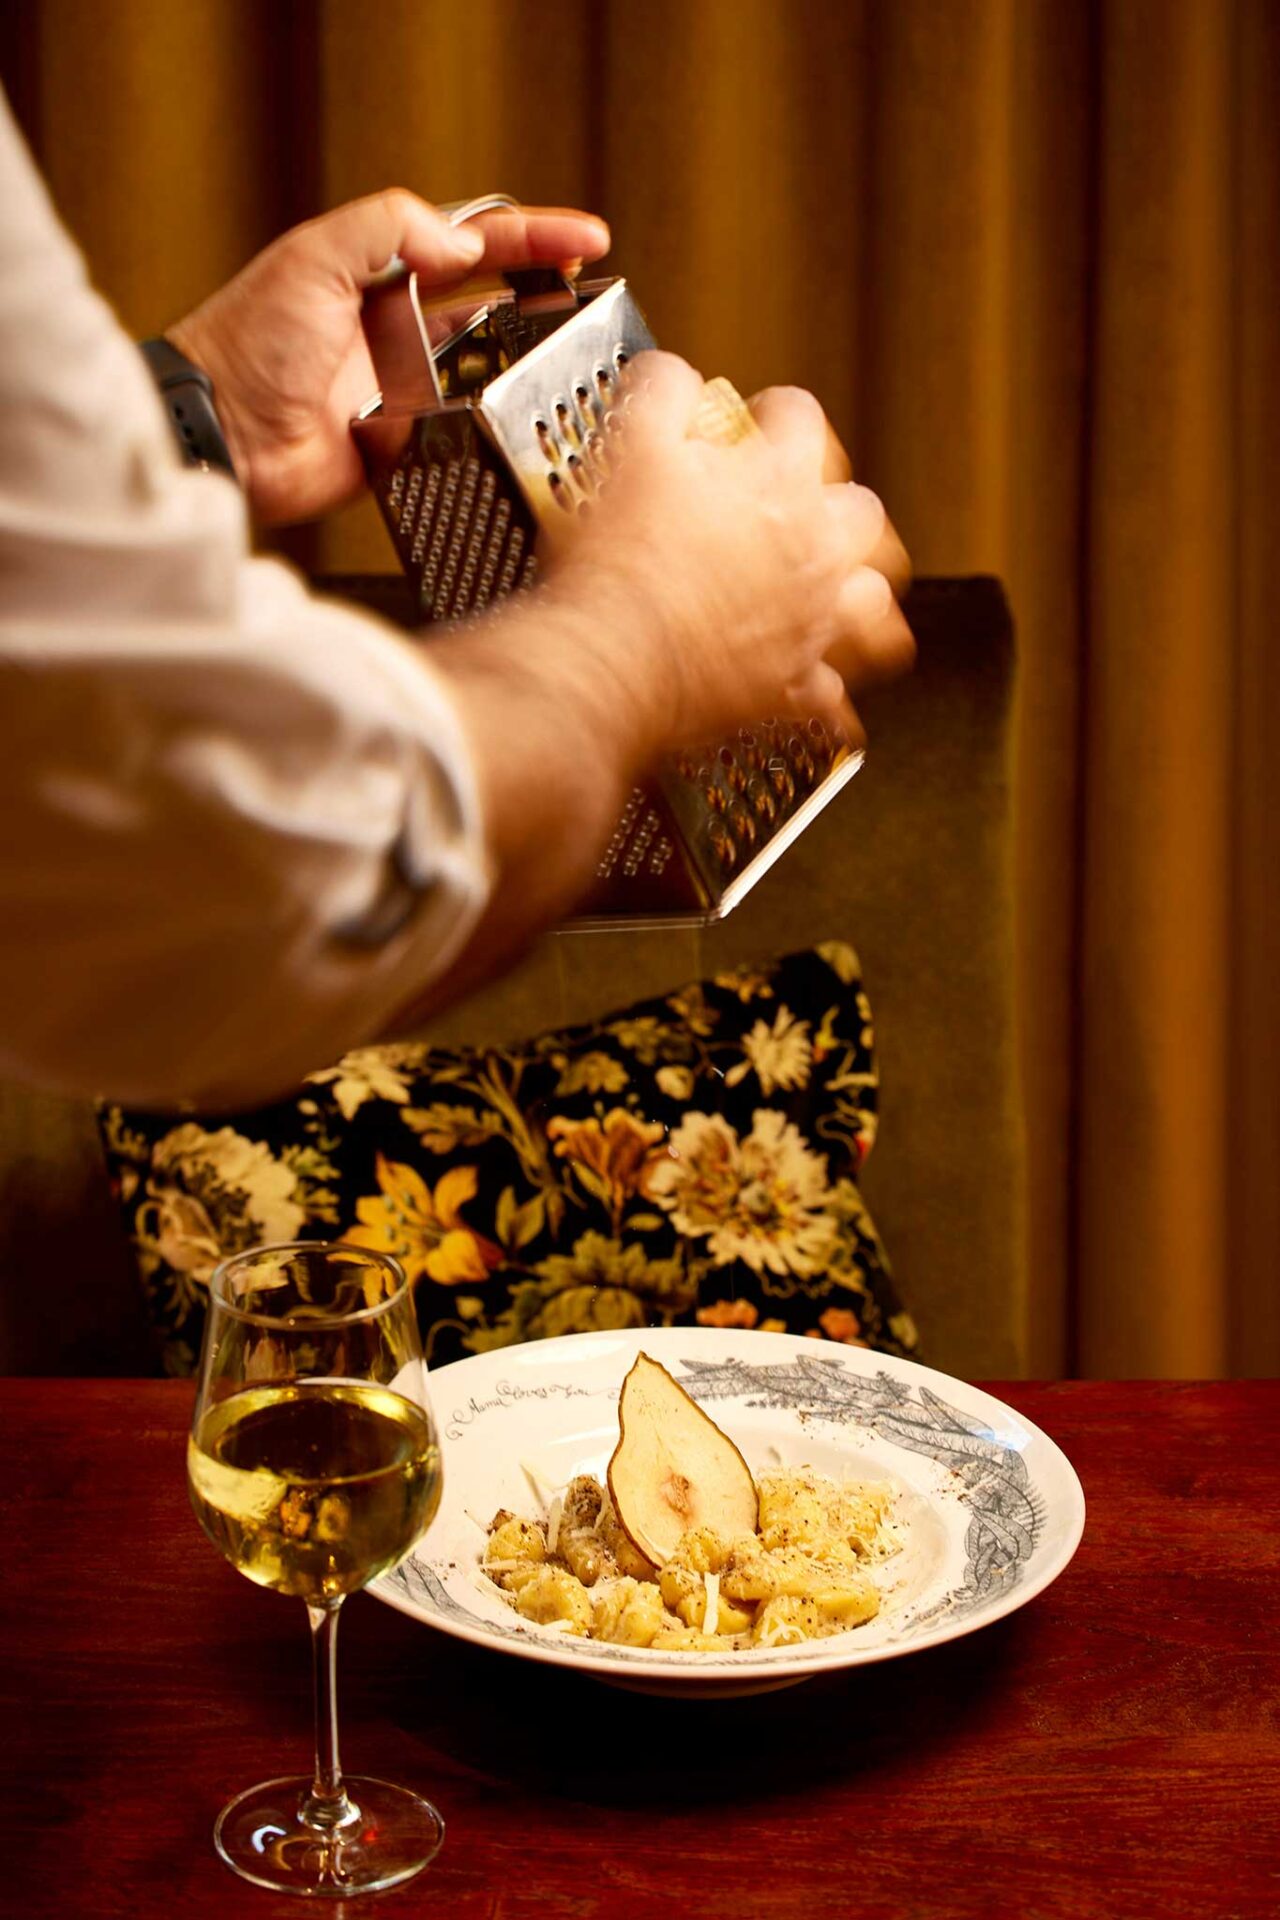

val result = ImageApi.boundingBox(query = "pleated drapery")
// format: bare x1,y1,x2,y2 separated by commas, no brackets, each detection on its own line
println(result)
3,0,1275,1377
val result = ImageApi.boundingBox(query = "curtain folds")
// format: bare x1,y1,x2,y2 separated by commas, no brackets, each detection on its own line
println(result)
3,0,1275,1376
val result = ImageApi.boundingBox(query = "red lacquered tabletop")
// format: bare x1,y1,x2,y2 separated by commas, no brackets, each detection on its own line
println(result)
2,1378,1276,1920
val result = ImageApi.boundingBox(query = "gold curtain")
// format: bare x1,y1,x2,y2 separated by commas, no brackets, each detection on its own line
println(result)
3,0,1275,1377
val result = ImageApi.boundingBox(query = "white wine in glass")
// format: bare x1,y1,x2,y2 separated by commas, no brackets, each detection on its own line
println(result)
188,1241,443,1897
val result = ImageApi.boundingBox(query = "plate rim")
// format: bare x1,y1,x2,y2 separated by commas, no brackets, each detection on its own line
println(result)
371,1328,1086,1684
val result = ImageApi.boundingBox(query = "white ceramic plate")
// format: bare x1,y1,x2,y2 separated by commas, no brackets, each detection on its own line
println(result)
372,1328,1085,1697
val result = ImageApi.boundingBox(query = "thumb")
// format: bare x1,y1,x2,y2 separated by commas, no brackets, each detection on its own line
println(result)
307,189,484,291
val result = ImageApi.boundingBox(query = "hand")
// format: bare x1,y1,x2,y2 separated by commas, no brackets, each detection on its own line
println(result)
747,384,912,707
536,354,914,755
167,190,610,525
398,356,913,1023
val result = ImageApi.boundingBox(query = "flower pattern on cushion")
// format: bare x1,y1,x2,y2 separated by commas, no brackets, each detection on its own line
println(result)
99,946,919,1376
345,1156,503,1287
647,1108,839,1280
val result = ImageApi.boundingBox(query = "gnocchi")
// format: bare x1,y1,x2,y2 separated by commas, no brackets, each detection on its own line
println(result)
482,1465,899,1653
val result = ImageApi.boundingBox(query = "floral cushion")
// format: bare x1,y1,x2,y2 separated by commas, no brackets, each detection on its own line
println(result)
98,944,919,1376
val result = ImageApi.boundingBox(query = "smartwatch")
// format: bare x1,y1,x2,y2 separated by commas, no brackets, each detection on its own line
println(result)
138,337,237,479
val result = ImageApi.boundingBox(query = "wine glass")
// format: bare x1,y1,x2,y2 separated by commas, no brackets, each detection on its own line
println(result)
188,1240,443,1898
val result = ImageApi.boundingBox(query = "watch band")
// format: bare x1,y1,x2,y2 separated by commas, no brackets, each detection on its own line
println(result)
138,337,237,479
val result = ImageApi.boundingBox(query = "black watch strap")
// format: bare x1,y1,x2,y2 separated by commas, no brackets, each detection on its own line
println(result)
138,337,237,479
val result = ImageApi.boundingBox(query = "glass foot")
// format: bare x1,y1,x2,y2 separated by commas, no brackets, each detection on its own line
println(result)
214,1774,444,1897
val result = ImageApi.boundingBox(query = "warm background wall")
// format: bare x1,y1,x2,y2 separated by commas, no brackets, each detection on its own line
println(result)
2,0,1276,1377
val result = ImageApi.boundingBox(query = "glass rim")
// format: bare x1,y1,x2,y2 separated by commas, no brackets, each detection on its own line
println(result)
208,1240,411,1331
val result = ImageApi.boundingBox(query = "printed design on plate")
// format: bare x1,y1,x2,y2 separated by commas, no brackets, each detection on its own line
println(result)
679,1355,1044,1626
379,1355,1044,1660
440,1376,610,1442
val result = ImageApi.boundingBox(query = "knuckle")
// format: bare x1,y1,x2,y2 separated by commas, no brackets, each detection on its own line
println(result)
856,565,895,619
769,383,825,423
661,349,705,388
851,484,887,545
755,385,828,451
376,187,422,232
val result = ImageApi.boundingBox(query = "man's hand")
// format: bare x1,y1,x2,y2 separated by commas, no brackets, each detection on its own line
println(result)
168,190,610,525
393,354,913,1029
534,355,914,755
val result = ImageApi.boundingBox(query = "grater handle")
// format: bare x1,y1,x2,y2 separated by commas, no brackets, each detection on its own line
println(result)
361,268,445,412
362,191,583,413
439,192,522,226
363,193,523,293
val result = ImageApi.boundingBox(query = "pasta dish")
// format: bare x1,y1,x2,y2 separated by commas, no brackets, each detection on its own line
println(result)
482,1464,902,1652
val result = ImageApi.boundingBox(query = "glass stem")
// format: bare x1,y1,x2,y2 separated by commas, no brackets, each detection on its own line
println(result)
301,1600,358,1831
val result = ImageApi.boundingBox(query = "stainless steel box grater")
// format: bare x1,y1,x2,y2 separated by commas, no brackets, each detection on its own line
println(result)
352,195,863,928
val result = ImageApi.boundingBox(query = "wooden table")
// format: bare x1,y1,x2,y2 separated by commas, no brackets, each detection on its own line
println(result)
2,1380,1276,1920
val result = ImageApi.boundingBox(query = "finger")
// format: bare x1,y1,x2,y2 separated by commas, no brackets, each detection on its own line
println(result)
621,350,707,450
823,482,890,564
784,659,865,744
749,386,852,484
867,517,912,595
308,189,490,289
824,482,911,594
826,566,917,692
754,392,909,587
460,206,611,272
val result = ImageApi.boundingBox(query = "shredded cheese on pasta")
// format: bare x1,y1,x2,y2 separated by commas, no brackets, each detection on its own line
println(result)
481,1467,899,1654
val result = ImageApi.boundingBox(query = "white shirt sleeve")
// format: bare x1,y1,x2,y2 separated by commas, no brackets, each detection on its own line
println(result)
0,92,492,1108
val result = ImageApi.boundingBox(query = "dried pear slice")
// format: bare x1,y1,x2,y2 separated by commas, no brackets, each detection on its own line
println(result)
606,1353,758,1567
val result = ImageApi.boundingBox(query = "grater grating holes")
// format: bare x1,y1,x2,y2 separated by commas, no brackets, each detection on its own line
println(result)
407,463,443,571
532,354,642,516
451,467,498,615
555,399,581,449
430,459,471,601
496,524,527,597
474,497,513,607
565,451,593,496
574,381,602,434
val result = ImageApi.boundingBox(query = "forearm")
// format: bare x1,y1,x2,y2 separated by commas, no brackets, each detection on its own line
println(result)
384,583,661,1026
0,580,492,1108
1,89,912,1103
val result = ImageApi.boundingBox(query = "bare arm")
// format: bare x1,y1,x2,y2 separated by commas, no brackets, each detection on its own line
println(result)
386,357,915,1027
0,132,911,1107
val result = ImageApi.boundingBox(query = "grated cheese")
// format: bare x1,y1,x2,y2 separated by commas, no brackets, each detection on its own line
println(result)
520,1459,556,1504
481,1464,903,1655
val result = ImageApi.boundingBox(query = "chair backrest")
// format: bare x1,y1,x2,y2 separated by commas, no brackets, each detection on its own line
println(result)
0,1079,150,1372
383,574,1024,1379
0,576,1020,1377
